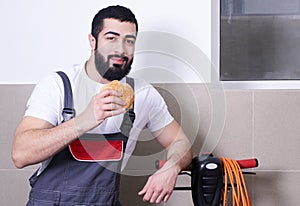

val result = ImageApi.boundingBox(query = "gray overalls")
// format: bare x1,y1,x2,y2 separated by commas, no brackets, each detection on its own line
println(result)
26,72,135,206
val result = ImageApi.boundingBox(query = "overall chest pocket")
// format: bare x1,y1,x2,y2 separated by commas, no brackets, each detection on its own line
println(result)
69,133,127,162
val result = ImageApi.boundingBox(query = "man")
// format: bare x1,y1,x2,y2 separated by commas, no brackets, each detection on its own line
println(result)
12,5,192,206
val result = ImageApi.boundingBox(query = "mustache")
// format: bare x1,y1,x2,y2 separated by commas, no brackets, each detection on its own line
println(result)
107,54,129,62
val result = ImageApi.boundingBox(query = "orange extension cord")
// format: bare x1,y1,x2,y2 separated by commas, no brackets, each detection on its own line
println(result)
221,157,252,206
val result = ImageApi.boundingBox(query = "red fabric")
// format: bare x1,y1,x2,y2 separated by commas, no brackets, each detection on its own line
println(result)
69,139,123,161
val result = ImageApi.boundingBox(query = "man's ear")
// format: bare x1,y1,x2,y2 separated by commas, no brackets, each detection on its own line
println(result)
88,34,96,50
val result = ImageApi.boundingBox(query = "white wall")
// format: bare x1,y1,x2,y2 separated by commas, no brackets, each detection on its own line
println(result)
0,0,212,83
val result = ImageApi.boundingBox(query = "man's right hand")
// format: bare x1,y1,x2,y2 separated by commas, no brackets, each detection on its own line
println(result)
74,89,126,133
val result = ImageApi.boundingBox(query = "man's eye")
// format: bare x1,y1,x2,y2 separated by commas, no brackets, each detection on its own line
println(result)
107,36,116,41
126,39,135,45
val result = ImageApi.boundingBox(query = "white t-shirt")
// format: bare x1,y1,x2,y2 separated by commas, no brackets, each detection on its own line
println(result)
25,64,174,171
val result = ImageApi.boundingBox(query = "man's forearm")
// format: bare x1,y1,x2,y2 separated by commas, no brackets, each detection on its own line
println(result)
154,120,193,172
12,117,80,168
163,131,193,172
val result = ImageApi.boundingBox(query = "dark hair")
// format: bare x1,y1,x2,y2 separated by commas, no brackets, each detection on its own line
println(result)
91,5,138,40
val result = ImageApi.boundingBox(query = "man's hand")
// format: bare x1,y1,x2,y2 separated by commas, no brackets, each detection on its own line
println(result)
138,165,180,204
75,89,126,133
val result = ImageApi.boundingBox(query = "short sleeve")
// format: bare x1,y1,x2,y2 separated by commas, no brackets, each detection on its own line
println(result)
25,73,64,126
133,81,174,133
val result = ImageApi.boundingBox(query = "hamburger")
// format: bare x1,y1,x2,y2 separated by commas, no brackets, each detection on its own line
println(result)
101,80,134,109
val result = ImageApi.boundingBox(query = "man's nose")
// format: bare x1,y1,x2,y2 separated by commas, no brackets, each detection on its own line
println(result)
114,40,126,55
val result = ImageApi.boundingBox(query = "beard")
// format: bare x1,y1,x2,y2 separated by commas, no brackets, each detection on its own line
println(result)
94,50,133,81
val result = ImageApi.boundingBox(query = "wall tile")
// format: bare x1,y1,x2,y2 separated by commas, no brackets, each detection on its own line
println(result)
254,90,300,171
253,171,300,205
0,169,34,206
159,84,213,156
214,90,253,159
0,85,33,144
0,143,15,169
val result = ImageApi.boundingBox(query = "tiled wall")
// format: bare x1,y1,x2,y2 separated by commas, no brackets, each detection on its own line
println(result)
1,84,300,205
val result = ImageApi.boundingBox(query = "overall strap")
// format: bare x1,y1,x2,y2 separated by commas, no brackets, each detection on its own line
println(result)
56,71,76,122
120,77,136,137
126,76,135,114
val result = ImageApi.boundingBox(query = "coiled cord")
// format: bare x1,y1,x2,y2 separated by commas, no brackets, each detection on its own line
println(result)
221,157,252,206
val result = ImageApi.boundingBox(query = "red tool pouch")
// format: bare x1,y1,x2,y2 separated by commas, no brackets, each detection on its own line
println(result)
69,133,127,162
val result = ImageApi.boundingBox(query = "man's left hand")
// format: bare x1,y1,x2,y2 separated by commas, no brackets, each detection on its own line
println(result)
138,166,179,204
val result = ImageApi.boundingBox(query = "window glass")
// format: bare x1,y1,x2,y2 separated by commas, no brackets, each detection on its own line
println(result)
220,0,300,80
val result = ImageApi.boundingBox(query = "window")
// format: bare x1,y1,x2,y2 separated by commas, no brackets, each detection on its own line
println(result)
220,0,300,81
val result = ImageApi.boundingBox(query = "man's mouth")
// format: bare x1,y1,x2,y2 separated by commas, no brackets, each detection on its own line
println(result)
111,57,126,65
108,55,129,67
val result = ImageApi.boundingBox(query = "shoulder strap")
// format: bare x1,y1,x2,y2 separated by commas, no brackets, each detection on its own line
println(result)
120,77,136,137
127,77,135,124
126,76,134,89
56,71,76,122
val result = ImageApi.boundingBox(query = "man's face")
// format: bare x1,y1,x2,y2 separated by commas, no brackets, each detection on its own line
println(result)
94,18,137,81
